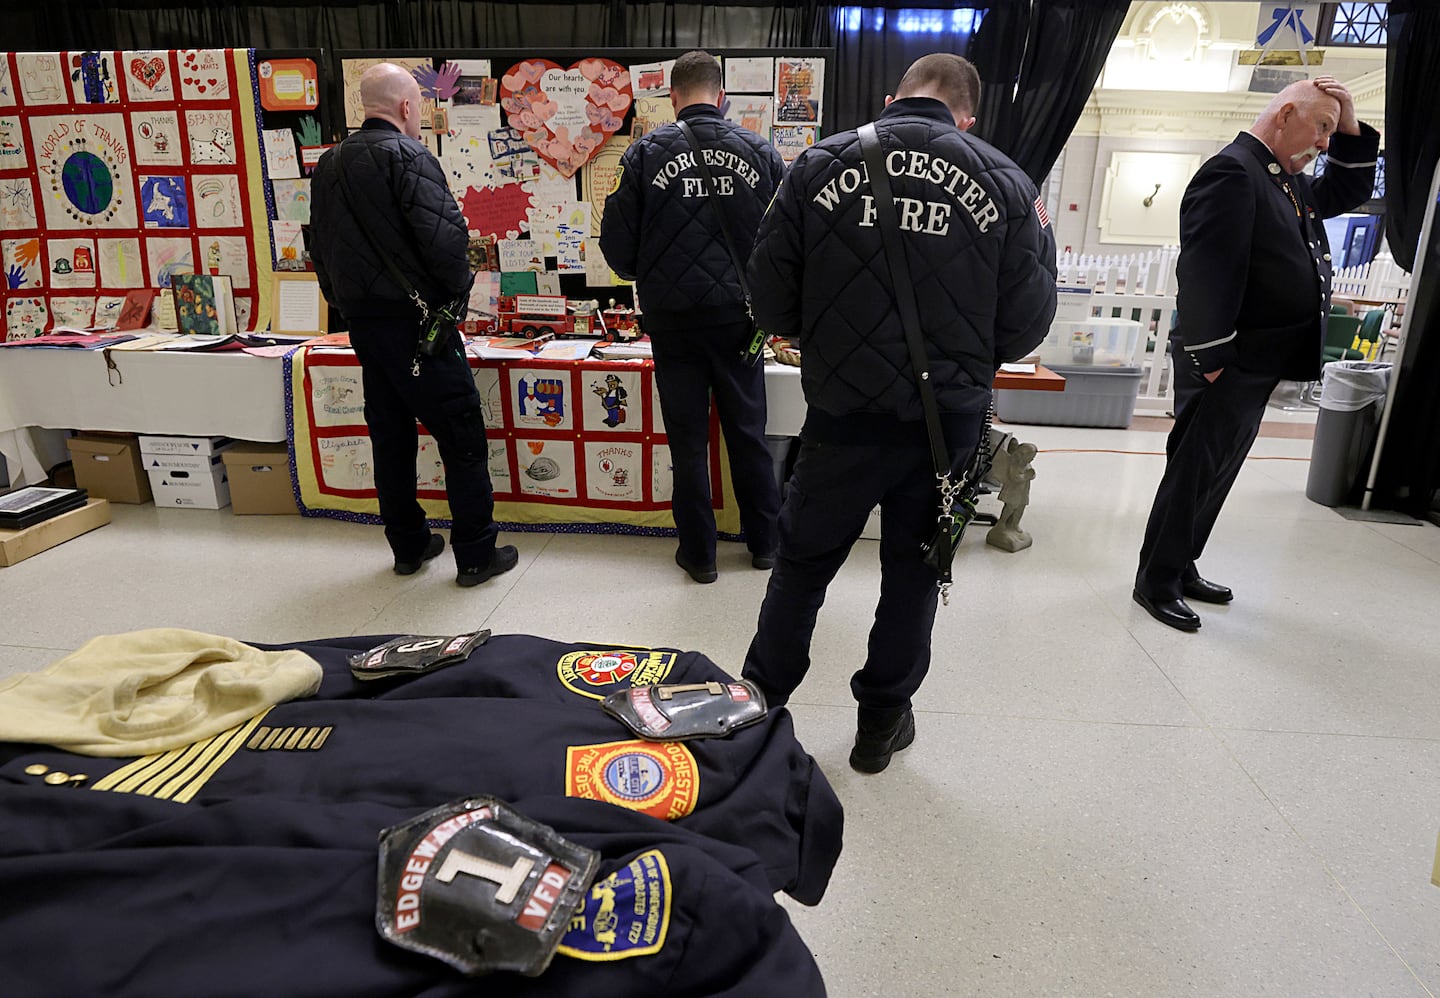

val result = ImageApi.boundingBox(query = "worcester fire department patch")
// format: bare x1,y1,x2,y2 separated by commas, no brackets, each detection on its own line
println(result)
557,849,672,961
564,740,698,820
556,649,677,700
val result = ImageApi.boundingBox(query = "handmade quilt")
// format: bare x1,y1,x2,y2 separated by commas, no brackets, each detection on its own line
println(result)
286,347,741,536
0,49,272,339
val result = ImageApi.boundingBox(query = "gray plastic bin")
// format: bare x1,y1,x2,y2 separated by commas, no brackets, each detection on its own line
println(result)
1305,360,1391,507
994,364,1143,428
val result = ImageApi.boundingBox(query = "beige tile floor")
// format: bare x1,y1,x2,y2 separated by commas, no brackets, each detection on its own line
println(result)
1,413,1437,996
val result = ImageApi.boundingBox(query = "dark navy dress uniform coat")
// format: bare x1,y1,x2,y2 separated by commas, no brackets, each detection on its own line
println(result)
1137,124,1380,602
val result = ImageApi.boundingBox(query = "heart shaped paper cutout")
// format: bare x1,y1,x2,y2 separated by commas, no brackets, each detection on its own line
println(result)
130,57,166,90
500,58,632,179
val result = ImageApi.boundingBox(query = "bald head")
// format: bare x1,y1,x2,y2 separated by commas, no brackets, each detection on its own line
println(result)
1253,79,1341,173
361,63,423,139
891,53,980,130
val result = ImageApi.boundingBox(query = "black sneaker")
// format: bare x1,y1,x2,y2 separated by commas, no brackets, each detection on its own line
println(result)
848,709,916,774
394,533,444,576
751,550,776,570
675,551,717,584
457,545,519,587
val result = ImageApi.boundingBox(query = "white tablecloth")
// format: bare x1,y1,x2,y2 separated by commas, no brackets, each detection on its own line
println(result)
0,347,806,486
0,349,287,485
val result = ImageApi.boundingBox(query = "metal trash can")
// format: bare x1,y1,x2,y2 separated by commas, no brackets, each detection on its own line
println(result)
1305,361,1391,506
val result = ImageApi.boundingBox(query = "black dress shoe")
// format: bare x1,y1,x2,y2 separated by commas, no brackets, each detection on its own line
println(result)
1132,589,1201,631
457,545,519,587
751,550,776,570
393,533,444,576
849,709,916,774
675,551,717,584
1182,577,1233,604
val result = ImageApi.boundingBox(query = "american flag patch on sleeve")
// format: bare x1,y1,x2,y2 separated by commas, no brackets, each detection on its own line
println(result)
1034,196,1051,227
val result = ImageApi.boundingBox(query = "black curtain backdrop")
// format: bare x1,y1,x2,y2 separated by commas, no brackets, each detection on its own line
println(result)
825,0,1125,185
827,5,987,134
1374,0,1440,516
988,0,1128,185
1383,0,1440,274
8,1,830,51
10,0,1124,184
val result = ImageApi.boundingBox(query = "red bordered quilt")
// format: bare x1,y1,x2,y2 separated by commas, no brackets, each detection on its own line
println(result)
287,347,740,535
0,49,273,339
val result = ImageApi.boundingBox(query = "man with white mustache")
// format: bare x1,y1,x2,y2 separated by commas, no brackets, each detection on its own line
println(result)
1133,77,1379,632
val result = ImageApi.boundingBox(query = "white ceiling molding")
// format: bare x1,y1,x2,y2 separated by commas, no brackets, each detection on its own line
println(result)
1073,66,1388,141
1133,2,1215,63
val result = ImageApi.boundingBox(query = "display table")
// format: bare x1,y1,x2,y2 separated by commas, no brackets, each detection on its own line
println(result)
763,362,1065,436
0,349,287,486
288,347,740,534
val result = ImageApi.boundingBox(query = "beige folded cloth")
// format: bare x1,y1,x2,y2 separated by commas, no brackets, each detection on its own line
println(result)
0,629,323,756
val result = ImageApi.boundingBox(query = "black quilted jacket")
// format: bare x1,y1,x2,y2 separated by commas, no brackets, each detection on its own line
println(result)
749,98,1057,422
310,120,471,321
599,104,785,332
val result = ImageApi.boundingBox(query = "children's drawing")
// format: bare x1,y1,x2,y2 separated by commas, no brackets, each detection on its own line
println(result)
0,177,38,230
5,296,49,340
193,174,244,229
178,49,231,101
47,238,97,289
2,238,43,290
67,51,120,104
140,175,190,228
186,108,236,165
98,238,144,289
272,178,310,223
122,51,175,102
131,110,183,166
17,54,67,105
145,236,195,289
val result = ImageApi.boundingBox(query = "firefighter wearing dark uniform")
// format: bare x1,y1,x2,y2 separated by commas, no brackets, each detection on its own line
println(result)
310,63,518,587
0,789,829,997
740,55,1057,773
1133,77,1380,632
599,51,785,584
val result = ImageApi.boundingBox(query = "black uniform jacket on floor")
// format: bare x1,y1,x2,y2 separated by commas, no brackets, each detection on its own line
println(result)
0,634,842,907
0,790,827,998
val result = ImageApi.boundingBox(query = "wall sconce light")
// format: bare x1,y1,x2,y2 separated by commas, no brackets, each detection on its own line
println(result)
1142,183,1162,207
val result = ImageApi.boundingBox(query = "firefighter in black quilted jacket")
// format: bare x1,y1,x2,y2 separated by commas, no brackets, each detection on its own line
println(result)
741,54,1058,774
599,51,785,586
311,63,517,588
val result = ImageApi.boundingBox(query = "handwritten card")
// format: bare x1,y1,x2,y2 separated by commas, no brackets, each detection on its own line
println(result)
263,128,301,180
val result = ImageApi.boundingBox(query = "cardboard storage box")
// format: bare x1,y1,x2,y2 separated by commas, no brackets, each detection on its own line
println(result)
137,434,235,458
144,453,231,509
222,444,298,515
0,499,111,567
66,433,152,504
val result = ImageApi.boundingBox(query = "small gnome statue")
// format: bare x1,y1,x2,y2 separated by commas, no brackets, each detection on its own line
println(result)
986,437,1037,552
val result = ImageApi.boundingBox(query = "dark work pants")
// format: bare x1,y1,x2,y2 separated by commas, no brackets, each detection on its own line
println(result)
650,320,779,566
1135,350,1281,600
348,318,499,570
742,423,980,716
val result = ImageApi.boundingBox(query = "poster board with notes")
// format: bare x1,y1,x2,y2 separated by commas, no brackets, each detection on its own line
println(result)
271,272,327,335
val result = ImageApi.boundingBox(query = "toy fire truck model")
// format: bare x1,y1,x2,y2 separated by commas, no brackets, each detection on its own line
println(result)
601,299,643,342
495,295,575,339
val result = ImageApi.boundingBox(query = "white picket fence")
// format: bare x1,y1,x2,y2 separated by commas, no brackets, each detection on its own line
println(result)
1331,252,1412,304
1050,249,1411,411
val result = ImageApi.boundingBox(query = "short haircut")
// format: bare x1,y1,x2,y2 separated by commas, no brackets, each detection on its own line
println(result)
894,53,981,119
670,50,722,100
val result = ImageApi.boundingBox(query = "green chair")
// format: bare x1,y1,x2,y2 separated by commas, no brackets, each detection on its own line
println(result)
1321,314,1365,364
1355,308,1386,358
